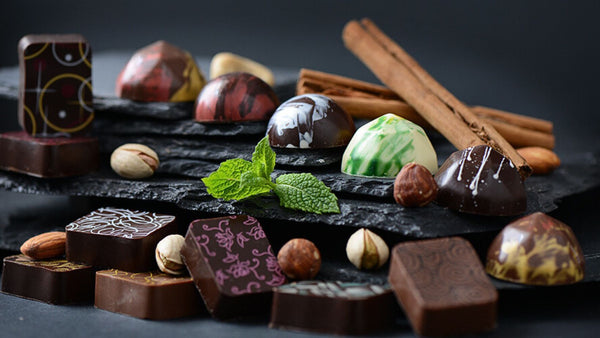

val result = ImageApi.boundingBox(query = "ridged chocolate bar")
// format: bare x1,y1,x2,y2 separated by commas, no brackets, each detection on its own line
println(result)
66,207,176,272
18,34,93,137
181,215,286,320
389,237,498,336
95,269,204,320
0,131,98,178
1,254,95,304
270,281,396,335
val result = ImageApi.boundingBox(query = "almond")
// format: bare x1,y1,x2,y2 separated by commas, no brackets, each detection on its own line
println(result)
20,231,66,260
517,147,561,175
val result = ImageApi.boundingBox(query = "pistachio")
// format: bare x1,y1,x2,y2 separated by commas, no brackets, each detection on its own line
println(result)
346,228,389,269
155,234,186,275
110,143,159,179
209,52,275,86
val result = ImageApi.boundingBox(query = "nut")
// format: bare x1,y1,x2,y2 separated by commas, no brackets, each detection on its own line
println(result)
20,231,66,260
277,238,321,280
346,228,389,269
394,162,438,207
110,143,159,179
155,234,186,275
517,147,560,175
209,52,275,86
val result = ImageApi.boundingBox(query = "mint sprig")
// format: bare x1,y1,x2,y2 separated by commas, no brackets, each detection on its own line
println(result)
202,136,340,214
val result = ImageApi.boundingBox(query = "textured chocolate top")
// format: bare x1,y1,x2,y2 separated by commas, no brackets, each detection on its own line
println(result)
4,255,91,272
276,281,389,299
434,145,526,216
267,94,355,148
65,207,175,239
96,269,192,286
186,215,285,296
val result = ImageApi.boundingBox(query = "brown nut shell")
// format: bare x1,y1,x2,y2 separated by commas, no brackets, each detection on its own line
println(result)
20,231,66,260
394,162,438,207
277,238,321,280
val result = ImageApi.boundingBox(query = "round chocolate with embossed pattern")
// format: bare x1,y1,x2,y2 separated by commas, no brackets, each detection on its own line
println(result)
267,94,355,148
486,212,585,286
194,72,279,123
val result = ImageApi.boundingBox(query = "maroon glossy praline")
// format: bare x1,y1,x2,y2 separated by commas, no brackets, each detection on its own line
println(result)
266,94,355,148
194,72,279,123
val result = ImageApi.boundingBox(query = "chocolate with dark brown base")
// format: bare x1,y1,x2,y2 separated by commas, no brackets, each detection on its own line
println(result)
18,34,93,137
66,207,176,272
0,131,98,178
1,254,95,304
181,215,286,320
95,269,205,320
270,281,396,335
389,237,498,336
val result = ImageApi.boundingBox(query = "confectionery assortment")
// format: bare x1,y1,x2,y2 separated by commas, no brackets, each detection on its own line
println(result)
0,18,590,336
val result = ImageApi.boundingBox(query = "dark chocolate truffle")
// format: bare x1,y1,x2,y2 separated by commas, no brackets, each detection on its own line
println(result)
115,40,205,102
434,145,526,216
267,94,355,148
486,212,585,286
194,72,279,123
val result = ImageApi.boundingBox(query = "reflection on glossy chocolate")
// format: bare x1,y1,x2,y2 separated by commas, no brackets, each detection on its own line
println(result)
486,212,585,286
434,145,526,216
194,72,279,123
267,94,355,148
116,40,205,102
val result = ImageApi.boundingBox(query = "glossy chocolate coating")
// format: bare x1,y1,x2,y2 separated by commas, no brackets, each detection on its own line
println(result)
434,145,526,216
486,212,585,286
181,215,286,320
66,207,177,272
1,255,94,304
194,72,278,123
389,237,498,336
267,94,355,148
18,34,93,137
95,269,205,320
270,281,396,335
116,40,205,102
0,131,98,178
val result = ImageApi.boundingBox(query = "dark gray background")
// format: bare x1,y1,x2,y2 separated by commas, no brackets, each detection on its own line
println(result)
1,1,599,337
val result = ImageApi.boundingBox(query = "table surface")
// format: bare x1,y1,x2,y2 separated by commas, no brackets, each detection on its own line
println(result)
1,1,600,337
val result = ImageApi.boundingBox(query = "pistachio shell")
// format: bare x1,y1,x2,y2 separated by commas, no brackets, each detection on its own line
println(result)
346,228,389,269
155,234,185,275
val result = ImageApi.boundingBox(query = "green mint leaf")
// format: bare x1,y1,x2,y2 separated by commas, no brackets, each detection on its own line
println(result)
251,136,276,179
202,159,260,200
240,170,275,194
273,173,340,214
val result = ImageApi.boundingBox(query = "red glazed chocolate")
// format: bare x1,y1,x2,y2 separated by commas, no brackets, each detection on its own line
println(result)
18,34,93,137
486,212,585,286
267,94,355,148
116,40,205,102
194,72,279,123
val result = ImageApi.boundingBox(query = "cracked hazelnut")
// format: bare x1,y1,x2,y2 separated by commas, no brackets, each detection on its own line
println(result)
155,234,186,275
394,162,438,207
110,143,159,179
346,228,389,269
277,238,321,280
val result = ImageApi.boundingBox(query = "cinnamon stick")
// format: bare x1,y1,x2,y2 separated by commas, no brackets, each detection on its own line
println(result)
342,18,532,177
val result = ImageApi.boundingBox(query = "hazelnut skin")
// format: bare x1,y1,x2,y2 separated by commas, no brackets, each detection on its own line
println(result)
277,238,321,280
394,162,438,207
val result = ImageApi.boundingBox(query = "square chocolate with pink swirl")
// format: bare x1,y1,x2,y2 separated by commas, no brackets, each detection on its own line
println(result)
181,215,286,320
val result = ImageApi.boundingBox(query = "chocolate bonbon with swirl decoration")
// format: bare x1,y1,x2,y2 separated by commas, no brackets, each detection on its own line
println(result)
486,212,585,286
65,207,177,271
181,215,286,320
388,237,498,336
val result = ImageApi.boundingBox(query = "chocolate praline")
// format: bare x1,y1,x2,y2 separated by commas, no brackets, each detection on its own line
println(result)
194,72,279,123
434,145,526,216
266,94,355,148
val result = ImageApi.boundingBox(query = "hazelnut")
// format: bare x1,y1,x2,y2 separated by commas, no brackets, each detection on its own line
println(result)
155,234,186,275
346,228,389,269
394,162,438,207
110,143,159,179
277,238,321,280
